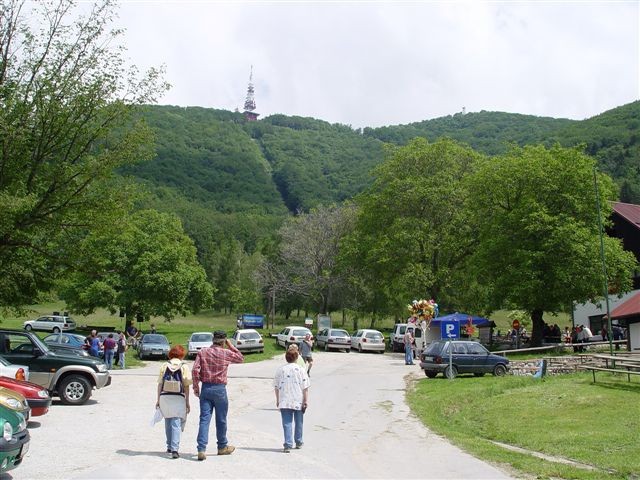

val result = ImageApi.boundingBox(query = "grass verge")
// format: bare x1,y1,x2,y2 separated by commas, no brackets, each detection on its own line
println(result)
406,372,640,479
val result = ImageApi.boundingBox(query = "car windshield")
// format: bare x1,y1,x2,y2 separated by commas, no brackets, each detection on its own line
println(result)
365,332,383,340
240,332,261,340
143,335,168,344
31,334,51,353
191,334,212,342
424,342,445,355
330,330,349,337
292,329,310,337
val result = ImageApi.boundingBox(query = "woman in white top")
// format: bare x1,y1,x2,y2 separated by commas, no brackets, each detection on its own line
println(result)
274,349,310,453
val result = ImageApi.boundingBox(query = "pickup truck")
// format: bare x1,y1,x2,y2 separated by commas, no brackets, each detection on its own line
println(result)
0,329,110,405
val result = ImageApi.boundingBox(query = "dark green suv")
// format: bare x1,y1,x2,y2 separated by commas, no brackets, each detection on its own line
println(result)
0,329,111,405
0,405,29,473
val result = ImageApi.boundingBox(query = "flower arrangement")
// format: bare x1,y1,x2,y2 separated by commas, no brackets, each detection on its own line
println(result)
407,299,438,328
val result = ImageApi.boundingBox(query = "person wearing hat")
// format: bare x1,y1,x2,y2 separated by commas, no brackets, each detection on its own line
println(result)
192,330,244,461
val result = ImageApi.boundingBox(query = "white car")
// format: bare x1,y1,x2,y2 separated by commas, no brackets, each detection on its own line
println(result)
0,355,29,381
230,329,264,353
187,332,213,358
315,328,351,352
351,329,385,353
276,326,312,349
23,314,76,333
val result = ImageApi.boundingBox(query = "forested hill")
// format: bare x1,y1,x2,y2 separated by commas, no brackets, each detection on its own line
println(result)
125,101,640,248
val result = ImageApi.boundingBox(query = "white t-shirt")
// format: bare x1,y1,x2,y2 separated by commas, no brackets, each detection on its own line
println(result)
274,363,310,410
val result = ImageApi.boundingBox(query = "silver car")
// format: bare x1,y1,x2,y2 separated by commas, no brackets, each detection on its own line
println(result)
351,329,385,353
231,329,264,353
137,334,170,360
276,326,312,349
316,328,351,352
23,314,76,333
187,332,213,359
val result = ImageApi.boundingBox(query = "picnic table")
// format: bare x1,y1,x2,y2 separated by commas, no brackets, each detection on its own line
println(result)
581,354,640,382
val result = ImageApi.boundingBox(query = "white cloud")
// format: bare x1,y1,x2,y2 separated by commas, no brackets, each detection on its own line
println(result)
115,1,640,127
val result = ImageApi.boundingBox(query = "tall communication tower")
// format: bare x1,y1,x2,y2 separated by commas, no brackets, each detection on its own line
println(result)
243,66,259,121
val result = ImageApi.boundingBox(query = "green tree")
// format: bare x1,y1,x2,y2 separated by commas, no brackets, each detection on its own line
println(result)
59,210,214,321
342,138,484,318
467,144,637,346
0,0,167,307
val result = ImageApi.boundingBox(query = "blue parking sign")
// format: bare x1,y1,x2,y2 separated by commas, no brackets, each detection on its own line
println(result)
441,320,460,339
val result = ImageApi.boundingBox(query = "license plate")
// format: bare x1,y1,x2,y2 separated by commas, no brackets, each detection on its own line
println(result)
152,350,162,355
20,441,29,458
423,356,432,361
245,340,255,344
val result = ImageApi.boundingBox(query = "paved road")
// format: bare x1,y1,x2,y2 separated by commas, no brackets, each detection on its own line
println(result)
11,351,511,479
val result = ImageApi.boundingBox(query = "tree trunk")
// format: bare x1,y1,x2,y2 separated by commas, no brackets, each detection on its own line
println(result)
341,308,345,327
530,309,544,347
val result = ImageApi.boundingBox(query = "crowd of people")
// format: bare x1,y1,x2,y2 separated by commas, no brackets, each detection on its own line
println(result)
154,329,311,459
83,330,128,369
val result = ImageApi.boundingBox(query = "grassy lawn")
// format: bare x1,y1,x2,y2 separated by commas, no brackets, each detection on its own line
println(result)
407,372,640,479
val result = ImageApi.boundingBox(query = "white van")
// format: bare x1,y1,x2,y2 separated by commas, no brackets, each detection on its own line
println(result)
390,323,425,355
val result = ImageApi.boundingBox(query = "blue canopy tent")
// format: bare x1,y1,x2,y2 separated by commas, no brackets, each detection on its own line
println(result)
429,313,490,326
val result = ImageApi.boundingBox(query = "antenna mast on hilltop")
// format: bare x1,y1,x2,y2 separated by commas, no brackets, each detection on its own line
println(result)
243,66,259,121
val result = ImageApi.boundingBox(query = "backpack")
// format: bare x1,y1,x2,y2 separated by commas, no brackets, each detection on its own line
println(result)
161,364,184,394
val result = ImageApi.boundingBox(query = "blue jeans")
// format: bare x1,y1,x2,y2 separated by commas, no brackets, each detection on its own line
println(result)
404,343,413,364
280,408,304,448
104,350,114,369
118,352,125,369
196,383,229,452
164,417,184,451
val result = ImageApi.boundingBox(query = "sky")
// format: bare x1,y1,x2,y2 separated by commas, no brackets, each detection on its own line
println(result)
113,1,640,128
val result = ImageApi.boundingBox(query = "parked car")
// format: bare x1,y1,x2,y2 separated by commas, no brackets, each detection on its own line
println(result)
0,329,111,405
315,328,351,352
351,329,385,353
137,334,170,360
0,355,29,382
230,329,264,353
0,377,50,418
0,387,30,422
419,340,510,379
276,327,312,349
42,333,90,357
97,332,119,358
0,405,29,473
22,314,76,333
389,323,424,354
187,332,213,359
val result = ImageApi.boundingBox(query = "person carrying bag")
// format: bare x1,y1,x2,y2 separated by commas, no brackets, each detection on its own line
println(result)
156,345,192,459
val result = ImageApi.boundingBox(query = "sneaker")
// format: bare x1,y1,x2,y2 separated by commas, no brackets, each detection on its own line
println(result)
217,445,235,456
283,447,291,453
171,451,179,459
197,452,206,461
295,443,303,449
166,449,171,453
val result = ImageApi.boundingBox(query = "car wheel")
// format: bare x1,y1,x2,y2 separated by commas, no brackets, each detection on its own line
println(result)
358,344,363,353
324,343,329,352
58,375,92,405
425,371,437,378
24,324,32,331
473,372,486,377
493,364,507,376
444,365,458,379
53,327,61,333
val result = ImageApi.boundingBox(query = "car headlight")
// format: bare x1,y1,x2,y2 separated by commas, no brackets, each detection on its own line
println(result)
3,421,12,441
97,364,107,372
37,390,49,399
3,398,21,409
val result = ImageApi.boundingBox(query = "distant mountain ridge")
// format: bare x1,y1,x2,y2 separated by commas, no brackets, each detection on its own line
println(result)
122,101,640,254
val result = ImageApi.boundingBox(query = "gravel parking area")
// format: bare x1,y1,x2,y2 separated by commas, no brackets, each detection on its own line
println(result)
10,351,511,479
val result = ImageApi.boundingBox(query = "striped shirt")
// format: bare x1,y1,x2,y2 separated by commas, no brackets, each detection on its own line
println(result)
192,344,243,395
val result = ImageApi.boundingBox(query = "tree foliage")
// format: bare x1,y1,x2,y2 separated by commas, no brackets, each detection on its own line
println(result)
59,210,214,321
342,138,486,318
466,144,637,346
0,0,167,307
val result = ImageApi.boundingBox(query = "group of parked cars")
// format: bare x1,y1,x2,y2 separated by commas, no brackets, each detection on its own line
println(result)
0,314,116,474
275,326,386,353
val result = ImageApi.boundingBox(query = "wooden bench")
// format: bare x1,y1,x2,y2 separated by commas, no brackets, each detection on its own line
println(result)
581,365,640,383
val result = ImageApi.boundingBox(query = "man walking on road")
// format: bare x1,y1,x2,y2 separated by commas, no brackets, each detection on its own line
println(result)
192,330,244,461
